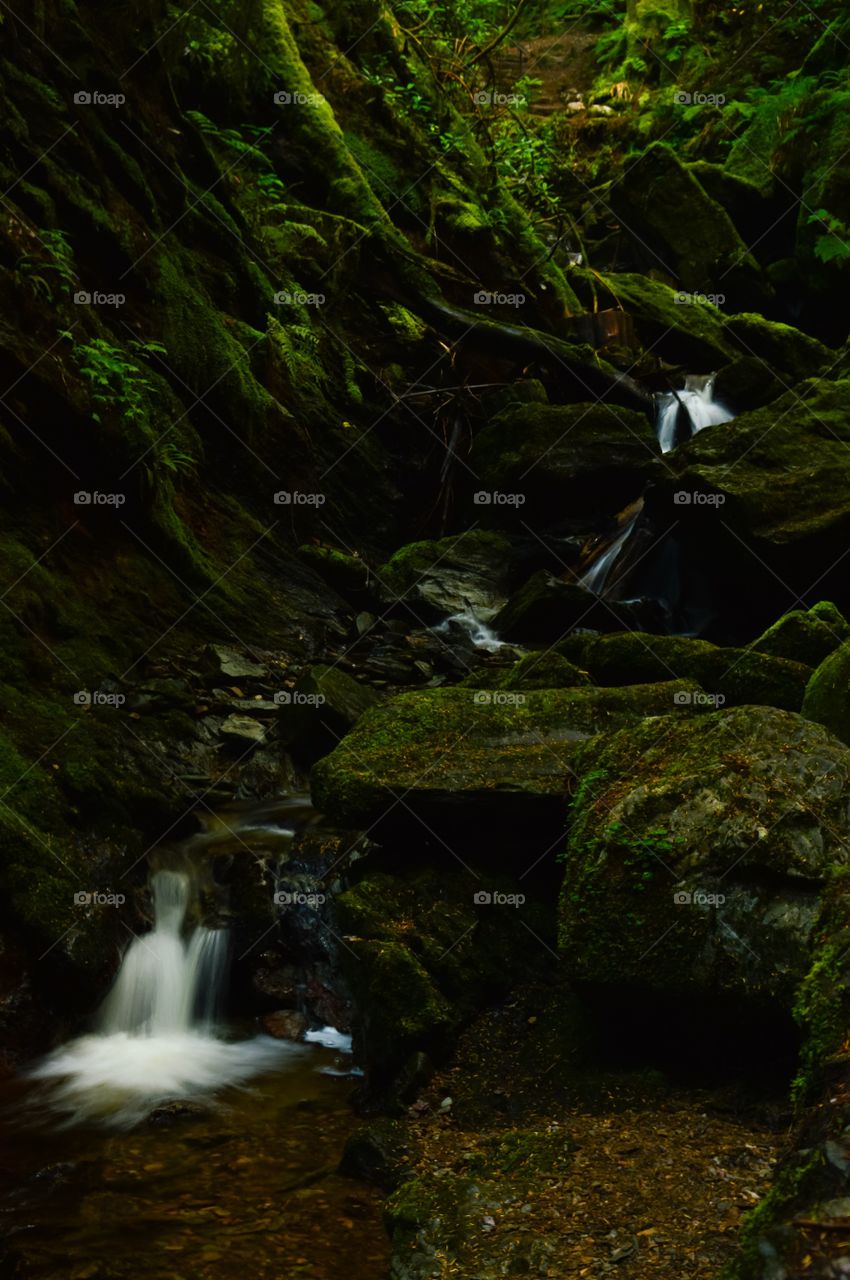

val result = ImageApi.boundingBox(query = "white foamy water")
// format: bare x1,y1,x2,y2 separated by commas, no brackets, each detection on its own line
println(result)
305,1026,353,1052
30,870,296,1128
580,512,641,596
434,609,505,651
656,375,733,453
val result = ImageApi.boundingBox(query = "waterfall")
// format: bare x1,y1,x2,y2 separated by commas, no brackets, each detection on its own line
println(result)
30,868,298,1128
580,511,641,596
655,375,733,454
434,608,506,651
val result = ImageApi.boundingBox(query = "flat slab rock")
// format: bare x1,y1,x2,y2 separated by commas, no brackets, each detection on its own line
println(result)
311,681,705,837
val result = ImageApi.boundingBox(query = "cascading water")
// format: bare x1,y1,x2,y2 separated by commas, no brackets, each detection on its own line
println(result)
30,867,298,1128
579,510,641,596
434,608,506,651
655,374,733,454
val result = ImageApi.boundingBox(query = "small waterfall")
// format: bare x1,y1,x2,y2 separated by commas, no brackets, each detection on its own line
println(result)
30,867,298,1128
655,375,733,454
434,608,506,651
580,511,641,596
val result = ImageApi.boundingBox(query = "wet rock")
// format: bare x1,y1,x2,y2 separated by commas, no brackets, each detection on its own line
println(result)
147,1100,212,1127
338,1118,411,1190
471,403,657,529
559,706,850,1006
713,355,788,414
296,544,372,599
492,570,667,642
206,645,268,681
219,714,266,747
377,530,518,622
723,313,833,379
609,142,768,310
311,681,706,841
263,1009,308,1040
355,611,377,636
564,631,811,710
802,639,850,745
752,602,850,668
279,663,379,762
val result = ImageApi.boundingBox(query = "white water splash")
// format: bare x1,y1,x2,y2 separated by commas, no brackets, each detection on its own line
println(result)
30,870,297,1128
656,375,733,454
434,609,505,652
579,512,641,596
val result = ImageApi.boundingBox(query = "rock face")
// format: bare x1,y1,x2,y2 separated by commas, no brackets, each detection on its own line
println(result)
377,530,518,622
558,631,811,710
559,707,850,1007
649,379,850,610
471,402,657,528
802,639,850,745
492,571,667,643
609,142,767,310
279,664,379,762
311,682,705,842
752,601,850,668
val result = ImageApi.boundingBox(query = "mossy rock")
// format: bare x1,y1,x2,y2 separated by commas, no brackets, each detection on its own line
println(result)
752,602,850,669
569,269,736,368
498,651,592,691
335,867,552,1077
280,663,379,762
296,544,371,599
801,639,850,745
492,571,667,643
650,379,850,601
609,143,768,310
471,402,657,528
572,631,811,711
712,356,788,415
722,314,833,380
311,681,706,842
378,529,517,621
559,707,850,1006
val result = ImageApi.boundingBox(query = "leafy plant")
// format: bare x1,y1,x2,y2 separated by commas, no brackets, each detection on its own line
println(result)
807,208,850,264
16,229,77,302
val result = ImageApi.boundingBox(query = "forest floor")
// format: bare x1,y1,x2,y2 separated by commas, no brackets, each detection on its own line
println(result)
399,985,786,1278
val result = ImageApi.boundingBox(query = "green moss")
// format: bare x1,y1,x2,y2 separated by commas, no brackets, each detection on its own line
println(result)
296,543,371,596
751,601,850,668
802,638,850,744
497,652,592,691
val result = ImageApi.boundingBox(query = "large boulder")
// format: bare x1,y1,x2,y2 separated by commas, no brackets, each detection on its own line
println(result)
377,530,518,622
802,639,850,745
279,663,379,761
311,682,705,844
752,601,850,668
559,706,850,1007
648,379,850,612
492,571,668,643
722,313,833,380
557,631,811,711
609,143,768,310
471,403,657,529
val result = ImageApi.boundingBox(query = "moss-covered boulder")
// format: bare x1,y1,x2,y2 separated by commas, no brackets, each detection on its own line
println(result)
712,355,788,415
650,379,850,604
752,602,850,668
296,544,372,600
377,530,518,622
801,639,850,745
723,313,833,380
471,402,657,528
609,143,768,310
279,663,379,762
497,651,592,691
565,631,811,711
311,682,705,841
569,269,737,368
335,867,552,1080
492,571,667,643
559,707,850,1006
